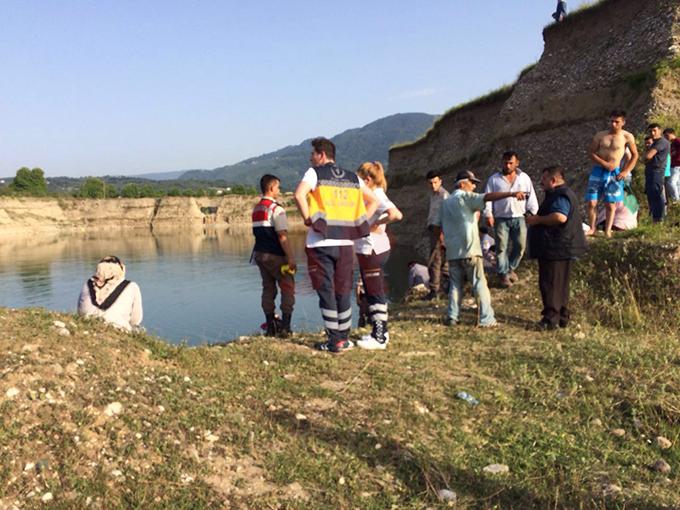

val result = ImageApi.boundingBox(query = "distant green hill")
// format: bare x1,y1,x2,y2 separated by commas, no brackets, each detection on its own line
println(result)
179,113,436,189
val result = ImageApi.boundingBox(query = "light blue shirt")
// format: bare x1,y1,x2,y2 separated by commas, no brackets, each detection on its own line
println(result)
433,189,485,260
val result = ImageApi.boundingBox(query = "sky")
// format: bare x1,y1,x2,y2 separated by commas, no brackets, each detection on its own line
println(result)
1,0,593,178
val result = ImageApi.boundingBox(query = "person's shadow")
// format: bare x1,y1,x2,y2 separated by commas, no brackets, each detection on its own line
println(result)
269,409,548,507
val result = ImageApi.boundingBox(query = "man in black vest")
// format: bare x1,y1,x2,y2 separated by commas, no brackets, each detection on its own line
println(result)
527,166,587,330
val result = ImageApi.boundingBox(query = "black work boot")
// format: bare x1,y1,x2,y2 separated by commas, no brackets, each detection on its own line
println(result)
264,313,278,337
278,313,292,338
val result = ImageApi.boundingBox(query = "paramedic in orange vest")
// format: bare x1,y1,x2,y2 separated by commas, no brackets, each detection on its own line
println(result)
294,137,378,353
252,174,297,338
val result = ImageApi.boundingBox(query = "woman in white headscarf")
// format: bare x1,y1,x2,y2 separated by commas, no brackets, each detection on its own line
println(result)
77,255,143,331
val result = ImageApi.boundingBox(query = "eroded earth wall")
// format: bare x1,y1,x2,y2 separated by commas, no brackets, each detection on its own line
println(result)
388,0,680,255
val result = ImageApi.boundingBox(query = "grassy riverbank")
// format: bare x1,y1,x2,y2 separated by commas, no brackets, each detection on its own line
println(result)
2,248,679,509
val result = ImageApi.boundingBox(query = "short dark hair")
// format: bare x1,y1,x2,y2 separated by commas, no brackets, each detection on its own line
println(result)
311,137,335,160
259,174,280,194
426,170,442,180
542,165,565,180
644,135,654,141
610,110,626,119
648,123,661,131
663,128,676,135
502,151,519,161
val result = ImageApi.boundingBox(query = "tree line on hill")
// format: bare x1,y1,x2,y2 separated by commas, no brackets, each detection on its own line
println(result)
0,168,258,198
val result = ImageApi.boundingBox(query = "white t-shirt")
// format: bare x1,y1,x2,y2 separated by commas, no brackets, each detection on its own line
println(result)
354,188,396,255
301,167,366,248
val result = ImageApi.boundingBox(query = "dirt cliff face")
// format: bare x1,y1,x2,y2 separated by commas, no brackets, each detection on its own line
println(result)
0,195,300,237
388,0,680,256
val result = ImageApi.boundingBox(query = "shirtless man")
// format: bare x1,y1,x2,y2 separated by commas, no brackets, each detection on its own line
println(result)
585,110,639,237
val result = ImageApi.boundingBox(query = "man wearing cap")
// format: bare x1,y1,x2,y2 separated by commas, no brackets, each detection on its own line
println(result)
432,170,525,327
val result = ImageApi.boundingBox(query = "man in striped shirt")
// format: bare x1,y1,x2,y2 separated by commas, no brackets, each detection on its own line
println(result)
483,151,538,288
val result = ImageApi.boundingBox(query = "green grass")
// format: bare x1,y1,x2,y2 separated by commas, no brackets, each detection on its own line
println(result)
1,252,680,509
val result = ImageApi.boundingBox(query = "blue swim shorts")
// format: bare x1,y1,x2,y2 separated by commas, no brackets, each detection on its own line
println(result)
585,165,624,203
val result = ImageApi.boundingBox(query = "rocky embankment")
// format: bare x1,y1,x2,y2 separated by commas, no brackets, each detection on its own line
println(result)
388,0,680,256
0,196,302,237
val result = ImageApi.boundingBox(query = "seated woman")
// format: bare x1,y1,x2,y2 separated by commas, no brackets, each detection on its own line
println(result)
77,255,143,331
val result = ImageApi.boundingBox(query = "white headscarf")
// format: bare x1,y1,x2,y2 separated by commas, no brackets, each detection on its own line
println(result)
91,256,126,304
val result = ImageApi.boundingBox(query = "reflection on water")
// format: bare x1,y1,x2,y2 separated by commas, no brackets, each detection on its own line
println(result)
0,228,420,345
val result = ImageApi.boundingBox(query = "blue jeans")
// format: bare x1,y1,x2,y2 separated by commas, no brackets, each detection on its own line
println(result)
447,257,495,326
646,179,666,222
494,217,527,276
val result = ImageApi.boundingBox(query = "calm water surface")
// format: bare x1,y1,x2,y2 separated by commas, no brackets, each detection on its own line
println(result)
0,229,418,345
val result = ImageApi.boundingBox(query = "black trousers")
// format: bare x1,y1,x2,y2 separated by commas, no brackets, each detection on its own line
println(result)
538,258,572,327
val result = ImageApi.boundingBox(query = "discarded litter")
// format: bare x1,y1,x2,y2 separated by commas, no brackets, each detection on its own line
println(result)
456,391,479,406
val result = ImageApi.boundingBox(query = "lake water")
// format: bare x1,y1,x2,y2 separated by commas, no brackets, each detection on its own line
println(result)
0,228,419,345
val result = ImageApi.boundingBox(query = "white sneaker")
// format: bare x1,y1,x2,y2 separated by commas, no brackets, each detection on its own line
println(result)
360,331,389,342
357,332,389,350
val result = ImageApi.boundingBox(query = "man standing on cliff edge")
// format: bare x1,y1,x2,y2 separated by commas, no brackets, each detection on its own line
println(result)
294,138,378,353
585,110,638,238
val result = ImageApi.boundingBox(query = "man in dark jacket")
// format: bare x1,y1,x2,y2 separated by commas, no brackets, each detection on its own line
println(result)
527,166,587,330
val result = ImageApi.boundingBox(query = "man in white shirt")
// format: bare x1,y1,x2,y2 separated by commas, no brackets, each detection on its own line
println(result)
425,170,449,300
483,151,538,288
294,138,378,354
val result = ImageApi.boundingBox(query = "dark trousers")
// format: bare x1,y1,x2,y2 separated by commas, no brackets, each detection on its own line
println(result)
646,179,666,222
306,245,354,343
427,227,449,293
538,258,572,327
357,250,390,329
254,252,295,316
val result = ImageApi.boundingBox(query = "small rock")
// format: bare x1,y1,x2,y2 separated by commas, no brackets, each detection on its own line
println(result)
183,376,191,383
414,402,430,414
601,483,622,497
76,359,85,366
656,436,672,449
584,374,594,382
204,432,219,442
58,328,70,337
5,387,20,399
437,489,457,502
483,463,509,474
650,459,671,473
110,469,123,477
610,428,626,437
590,418,603,427
338,476,345,485
24,462,35,472
157,405,165,413
573,331,586,340
374,443,382,450
53,321,66,328
104,402,123,417
41,492,53,503
295,413,308,421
